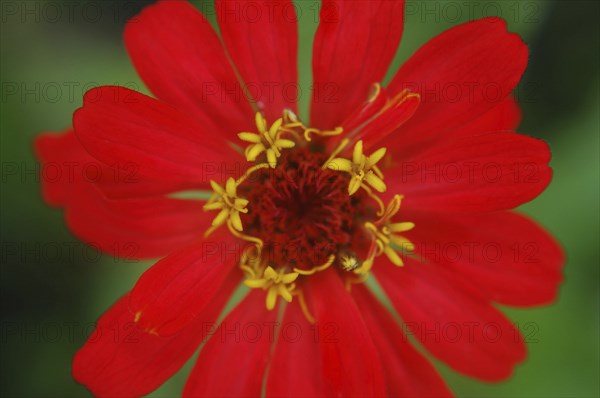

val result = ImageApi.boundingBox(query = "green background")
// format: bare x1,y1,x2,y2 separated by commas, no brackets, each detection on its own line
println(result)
1,0,598,396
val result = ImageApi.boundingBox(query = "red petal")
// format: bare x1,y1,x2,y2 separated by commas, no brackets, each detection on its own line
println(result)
311,0,405,129
304,269,386,396
183,290,276,397
35,131,209,259
217,0,298,121
354,89,420,143
408,211,564,306
129,236,243,336
73,86,240,188
352,285,453,397
375,259,526,381
386,132,552,212
383,17,528,151
72,270,239,398
35,130,194,200
265,301,332,397
340,84,390,135
449,96,522,137
34,130,87,206
124,0,254,139
65,191,210,260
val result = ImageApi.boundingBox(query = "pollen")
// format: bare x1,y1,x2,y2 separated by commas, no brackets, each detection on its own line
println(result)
326,140,387,195
238,112,296,168
203,177,248,232
340,254,361,272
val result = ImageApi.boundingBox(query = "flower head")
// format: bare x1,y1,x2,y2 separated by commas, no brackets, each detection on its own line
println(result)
35,1,563,397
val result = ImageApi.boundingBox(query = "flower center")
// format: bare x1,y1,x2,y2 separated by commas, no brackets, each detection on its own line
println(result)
241,148,372,270
203,104,417,318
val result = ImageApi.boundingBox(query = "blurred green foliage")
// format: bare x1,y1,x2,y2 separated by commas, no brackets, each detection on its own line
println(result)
1,1,598,397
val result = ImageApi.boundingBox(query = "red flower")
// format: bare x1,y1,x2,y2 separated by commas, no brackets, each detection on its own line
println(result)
35,1,564,396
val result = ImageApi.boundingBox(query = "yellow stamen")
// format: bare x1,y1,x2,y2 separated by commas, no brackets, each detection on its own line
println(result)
380,194,403,222
293,255,335,275
236,163,270,185
277,109,305,142
279,108,343,143
321,138,349,170
344,273,369,292
203,178,248,232
243,264,299,311
304,126,344,142
362,195,415,268
240,245,299,310
238,112,296,168
295,289,316,324
326,140,388,195
282,108,302,126
384,89,421,113
227,222,264,248
359,183,386,217
368,82,382,103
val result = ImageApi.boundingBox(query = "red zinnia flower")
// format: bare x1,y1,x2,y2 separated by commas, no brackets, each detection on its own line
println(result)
35,1,564,396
